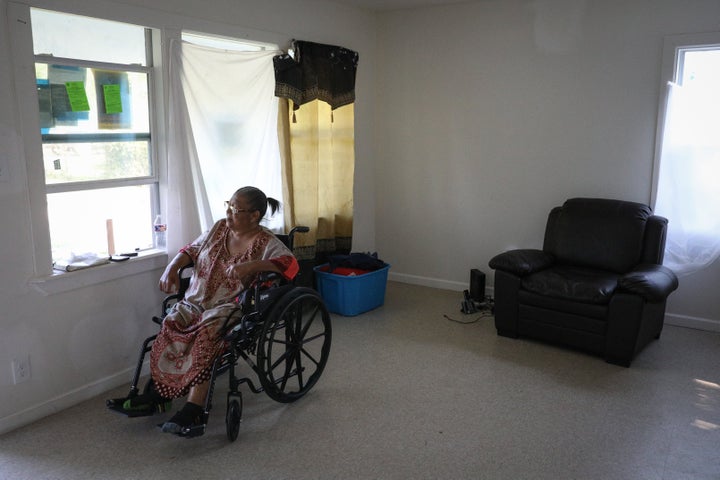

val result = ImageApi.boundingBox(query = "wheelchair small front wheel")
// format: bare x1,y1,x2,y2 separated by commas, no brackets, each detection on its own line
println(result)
256,287,332,403
226,396,242,442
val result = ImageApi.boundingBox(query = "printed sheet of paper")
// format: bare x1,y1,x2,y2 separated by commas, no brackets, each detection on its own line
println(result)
65,81,90,112
102,84,123,114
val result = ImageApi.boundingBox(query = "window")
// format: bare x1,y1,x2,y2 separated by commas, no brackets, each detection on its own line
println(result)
31,9,159,262
652,33,720,275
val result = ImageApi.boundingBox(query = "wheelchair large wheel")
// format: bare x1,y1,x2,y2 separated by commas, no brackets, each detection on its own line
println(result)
256,287,332,403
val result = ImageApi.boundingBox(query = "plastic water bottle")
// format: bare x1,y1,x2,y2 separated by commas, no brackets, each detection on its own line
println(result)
153,215,167,249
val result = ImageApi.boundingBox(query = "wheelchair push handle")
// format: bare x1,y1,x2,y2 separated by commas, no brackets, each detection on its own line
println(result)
280,226,309,251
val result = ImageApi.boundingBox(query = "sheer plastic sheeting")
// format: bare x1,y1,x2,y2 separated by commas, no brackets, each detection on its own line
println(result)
653,82,720,276
167,39,284,249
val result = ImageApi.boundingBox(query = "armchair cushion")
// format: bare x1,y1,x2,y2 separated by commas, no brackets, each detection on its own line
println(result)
618,264,679,302
488,249,555,276
521,266,620,305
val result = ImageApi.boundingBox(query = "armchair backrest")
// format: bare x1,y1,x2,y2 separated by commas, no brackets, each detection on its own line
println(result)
542,198,665,273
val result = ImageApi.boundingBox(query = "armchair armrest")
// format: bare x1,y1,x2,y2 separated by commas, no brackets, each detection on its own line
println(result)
618,264,679,302
489,249,555,276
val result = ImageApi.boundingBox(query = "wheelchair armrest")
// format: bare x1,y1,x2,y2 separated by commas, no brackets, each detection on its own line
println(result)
252,271,288,303
618,264,679,302
219,305,248,340
489,249,555,276
159,292,183,319
257,271,284,283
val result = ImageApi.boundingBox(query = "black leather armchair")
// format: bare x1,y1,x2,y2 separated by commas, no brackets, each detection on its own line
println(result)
489,198,679,366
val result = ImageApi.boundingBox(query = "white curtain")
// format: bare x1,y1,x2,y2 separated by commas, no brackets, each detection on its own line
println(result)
653,81,720,276
166,39,283,253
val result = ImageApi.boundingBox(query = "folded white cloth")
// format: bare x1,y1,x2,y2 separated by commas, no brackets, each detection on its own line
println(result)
54,252,111,272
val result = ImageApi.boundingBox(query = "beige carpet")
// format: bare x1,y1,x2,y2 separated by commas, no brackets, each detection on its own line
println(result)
1,281,719,479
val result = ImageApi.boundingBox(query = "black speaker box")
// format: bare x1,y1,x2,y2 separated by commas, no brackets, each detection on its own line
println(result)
470,269,485,303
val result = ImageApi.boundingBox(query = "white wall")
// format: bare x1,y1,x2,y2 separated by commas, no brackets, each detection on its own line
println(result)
375,0,720,328
0,0,376,434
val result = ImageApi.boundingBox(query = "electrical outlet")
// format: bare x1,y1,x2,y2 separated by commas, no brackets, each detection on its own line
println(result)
12,356,31,384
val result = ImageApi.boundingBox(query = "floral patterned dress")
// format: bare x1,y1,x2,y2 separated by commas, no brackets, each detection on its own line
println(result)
150,219,298,399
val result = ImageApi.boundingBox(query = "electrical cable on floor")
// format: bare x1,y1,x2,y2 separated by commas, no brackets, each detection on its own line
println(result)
443,311,493,324
444,296,495,324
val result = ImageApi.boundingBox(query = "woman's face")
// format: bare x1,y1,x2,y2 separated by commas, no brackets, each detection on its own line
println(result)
225,194,260,232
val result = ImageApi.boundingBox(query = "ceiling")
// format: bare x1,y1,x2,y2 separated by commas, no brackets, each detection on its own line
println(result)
330,0,470,12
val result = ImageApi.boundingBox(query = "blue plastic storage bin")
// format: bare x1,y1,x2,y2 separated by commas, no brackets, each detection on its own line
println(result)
313,264,390,316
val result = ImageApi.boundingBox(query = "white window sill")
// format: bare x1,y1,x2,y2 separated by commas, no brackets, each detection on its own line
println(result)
29,250,168,296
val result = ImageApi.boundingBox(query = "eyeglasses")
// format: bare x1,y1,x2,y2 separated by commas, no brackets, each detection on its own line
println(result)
224,201,252,215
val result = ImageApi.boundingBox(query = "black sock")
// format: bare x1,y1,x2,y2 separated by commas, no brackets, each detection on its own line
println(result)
182,402,204,417
168,402,204,427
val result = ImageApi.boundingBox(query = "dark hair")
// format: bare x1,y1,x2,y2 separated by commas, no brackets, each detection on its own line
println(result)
233,186,280,221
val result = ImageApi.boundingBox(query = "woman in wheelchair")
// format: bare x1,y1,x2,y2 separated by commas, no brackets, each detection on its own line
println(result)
121,186,299,434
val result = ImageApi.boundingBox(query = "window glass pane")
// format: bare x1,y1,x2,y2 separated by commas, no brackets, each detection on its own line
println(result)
680,49,720,89
674,48,720,232
43,141,151,184
677,48,720,149
37,64,150,135
31,9,147,66
48,185,154,260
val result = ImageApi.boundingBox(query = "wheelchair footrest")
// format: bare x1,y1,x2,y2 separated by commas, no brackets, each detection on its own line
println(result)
179,423,207,438
158,421,207,438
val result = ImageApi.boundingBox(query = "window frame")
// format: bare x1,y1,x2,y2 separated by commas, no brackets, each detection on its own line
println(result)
8,1,169,288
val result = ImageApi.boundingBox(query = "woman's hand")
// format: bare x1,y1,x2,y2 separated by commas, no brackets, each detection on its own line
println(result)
158,265,180,294
225,262,256,284
158,252,191,294
225,260,280,284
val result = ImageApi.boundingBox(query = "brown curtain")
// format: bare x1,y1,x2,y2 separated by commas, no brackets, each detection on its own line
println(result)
278,98,354,263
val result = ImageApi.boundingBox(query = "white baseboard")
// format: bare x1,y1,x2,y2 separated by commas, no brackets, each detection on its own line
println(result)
664,312,720,332
0,364,146,436
389,271,466,292
389,271,497,298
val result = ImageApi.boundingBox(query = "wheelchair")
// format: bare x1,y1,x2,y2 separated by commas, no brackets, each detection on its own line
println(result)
107,227,332,441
